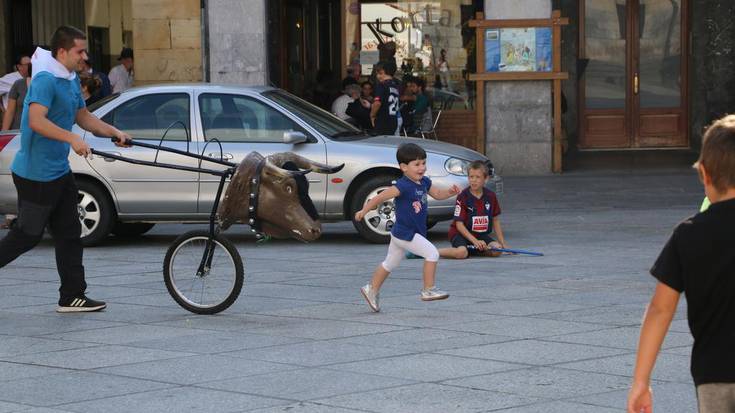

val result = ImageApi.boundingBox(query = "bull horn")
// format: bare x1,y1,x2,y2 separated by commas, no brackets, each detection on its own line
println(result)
268,152,345,174
265,157,310,178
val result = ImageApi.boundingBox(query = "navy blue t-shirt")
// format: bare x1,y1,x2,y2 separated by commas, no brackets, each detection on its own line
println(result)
373,78,400,135
391,176,432,241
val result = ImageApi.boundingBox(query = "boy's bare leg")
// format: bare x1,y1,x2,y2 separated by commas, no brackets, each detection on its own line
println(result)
370,265,391,291
422,261,437,289
439,246,468,259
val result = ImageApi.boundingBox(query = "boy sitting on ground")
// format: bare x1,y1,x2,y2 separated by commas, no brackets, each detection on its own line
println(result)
439,160,508,259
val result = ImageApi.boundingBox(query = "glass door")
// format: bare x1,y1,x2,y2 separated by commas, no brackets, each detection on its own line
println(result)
580,0,687,149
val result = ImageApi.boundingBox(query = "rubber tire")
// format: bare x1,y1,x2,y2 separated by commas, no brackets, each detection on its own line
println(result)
112,222,155,237
77,180,116,247
163,230,244,315
350,175,397,244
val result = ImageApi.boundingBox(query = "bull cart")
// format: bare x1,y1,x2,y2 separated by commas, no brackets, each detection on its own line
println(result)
92,137,342,315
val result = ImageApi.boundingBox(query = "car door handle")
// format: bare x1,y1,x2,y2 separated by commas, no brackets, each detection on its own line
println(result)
102,152,121,162
208,152,234,161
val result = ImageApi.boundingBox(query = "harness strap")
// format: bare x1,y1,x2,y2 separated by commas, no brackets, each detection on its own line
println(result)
247,158,266,240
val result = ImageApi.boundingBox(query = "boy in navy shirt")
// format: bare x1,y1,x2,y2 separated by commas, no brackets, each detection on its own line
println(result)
628,115,735,413
370,60,401,136
355,143,459,312
439,161,508,259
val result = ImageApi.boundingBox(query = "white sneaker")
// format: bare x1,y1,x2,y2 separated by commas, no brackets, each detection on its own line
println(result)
420,286,449,301
360,284,380,312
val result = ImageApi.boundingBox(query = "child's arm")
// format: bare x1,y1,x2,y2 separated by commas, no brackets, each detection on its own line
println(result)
428,184,460,201
455,221,488,251
492,217,508,248
369,101,381,127
354,186,400,221
627,282,680,413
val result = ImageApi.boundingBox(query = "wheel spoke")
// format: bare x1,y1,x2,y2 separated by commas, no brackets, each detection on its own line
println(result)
78,193,95,210
364,210,379,221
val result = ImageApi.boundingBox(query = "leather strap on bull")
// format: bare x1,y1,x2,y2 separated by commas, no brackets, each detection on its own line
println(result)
247,159,266,240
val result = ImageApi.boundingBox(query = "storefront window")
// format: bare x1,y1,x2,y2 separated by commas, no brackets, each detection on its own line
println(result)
344,1,482,109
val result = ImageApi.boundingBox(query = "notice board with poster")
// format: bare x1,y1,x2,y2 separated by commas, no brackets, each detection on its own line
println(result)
469,11,568,172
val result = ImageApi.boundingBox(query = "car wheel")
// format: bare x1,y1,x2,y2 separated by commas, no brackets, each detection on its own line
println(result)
112,222,155,237
350,175,398,244
77,180,115,247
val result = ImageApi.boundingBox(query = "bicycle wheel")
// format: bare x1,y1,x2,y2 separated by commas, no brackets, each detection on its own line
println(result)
163,230,244,314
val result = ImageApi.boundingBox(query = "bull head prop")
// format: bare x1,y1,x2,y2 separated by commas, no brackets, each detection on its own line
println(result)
218,152,344,242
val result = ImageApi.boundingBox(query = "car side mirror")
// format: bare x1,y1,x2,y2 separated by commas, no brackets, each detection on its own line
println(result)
283,131,308,145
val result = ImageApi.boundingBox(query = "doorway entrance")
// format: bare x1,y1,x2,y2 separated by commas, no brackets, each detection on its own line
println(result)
579,0,688,149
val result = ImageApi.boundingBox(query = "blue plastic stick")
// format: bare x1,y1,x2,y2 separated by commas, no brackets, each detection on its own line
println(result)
490,247,544,256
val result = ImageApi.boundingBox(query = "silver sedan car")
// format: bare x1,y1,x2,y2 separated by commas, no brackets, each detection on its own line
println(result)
0,84,501,245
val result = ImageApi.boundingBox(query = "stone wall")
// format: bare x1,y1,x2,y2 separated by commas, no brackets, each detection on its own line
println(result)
131,0,202,85
207,0,267,85
484,0,553,175
690,0,735,150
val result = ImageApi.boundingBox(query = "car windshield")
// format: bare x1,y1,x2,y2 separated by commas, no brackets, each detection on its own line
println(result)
262,90,367,140
87,93,121,113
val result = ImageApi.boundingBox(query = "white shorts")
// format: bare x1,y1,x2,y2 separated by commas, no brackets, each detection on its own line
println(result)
382,233,439,272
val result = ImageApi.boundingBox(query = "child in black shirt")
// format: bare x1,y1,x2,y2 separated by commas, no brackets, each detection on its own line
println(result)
628,115,735,413
370,60,401,136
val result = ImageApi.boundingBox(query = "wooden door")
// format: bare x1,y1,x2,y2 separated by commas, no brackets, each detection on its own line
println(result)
579,0,688,149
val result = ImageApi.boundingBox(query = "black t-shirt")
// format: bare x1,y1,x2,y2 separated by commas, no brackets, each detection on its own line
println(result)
373,78,400,135
650,198,735,385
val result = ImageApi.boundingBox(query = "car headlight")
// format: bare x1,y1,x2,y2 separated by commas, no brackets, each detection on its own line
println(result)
444,157,470,176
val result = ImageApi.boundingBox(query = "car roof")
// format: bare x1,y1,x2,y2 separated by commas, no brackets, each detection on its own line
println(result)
119,83,278,95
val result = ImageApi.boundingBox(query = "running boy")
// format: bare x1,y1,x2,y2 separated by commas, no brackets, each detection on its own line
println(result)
370,60,401,135
355,143,459,312
439,161,508,259
627,114,735,413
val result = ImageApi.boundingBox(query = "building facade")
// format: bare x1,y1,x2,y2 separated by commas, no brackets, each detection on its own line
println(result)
3,0,733,174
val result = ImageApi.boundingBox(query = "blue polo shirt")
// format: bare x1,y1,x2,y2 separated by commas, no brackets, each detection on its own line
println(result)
11,71,85,182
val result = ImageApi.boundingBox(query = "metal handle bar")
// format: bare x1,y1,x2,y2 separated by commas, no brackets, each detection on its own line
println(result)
108,137,238,167
90,148,232,177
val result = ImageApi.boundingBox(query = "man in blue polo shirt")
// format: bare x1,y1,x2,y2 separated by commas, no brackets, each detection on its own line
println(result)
0,25,131,312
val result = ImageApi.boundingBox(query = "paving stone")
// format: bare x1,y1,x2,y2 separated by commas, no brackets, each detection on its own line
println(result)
94,354,295,385
0,361,65,382
3,345,194,370
439,339,628,366
128,331,306,354
58,386,287,413
42,324,210,345
444,316,601,338
490,400,623,412
328,353,522,382
572,382,697,412
557,353,693,384
202,367,415,401
225,340,413,367
332,328,514,353
543,326,693,350
444,366,631,399
312,383,539,413
0,336,96,358
0,371,174,406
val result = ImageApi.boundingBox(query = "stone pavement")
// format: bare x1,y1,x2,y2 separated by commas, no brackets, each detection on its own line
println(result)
0,167,703,412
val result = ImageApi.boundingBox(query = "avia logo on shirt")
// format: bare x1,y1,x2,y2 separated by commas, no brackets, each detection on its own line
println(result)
472,215,489,232
454,204,461,216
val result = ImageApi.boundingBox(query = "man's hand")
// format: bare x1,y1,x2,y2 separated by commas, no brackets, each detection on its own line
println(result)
112,130,132,147
472,239,487,251
627,381,653,413
71,135,91,158
448,184,461,196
